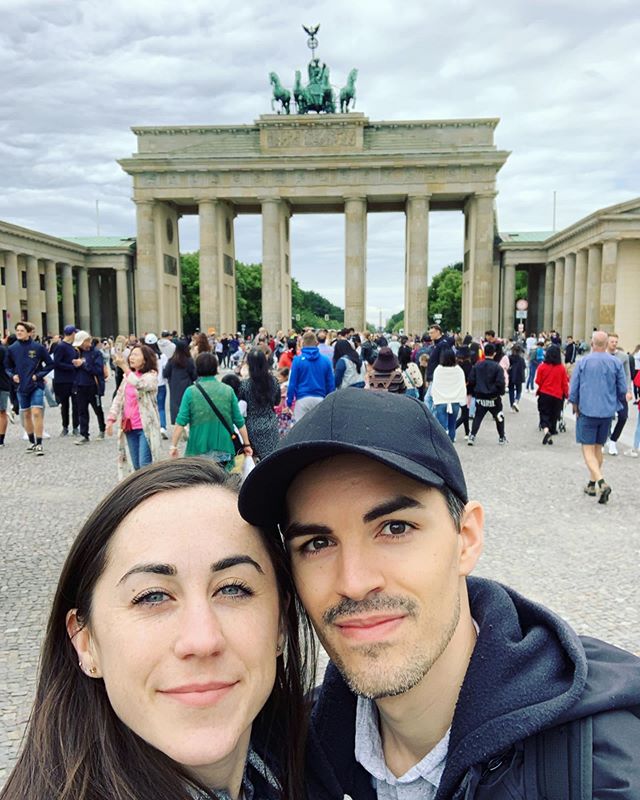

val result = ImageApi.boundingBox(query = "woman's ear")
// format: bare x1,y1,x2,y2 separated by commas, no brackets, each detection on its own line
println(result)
66,609,102,678
458,501,484,577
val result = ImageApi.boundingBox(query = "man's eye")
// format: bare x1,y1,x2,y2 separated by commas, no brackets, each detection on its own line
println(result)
381,521,411,536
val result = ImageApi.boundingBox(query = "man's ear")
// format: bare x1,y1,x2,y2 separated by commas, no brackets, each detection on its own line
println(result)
66,609,102,678
458,501,484,577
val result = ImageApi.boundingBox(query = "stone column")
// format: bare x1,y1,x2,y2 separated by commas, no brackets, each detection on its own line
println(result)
404,194,430,335
43,259,58,334
135,200,159,334
61,262,75,326
584,244,602,336
543,262,555,332
562,252,576,337
115,266,130,335
261,198,285,333
89,271,102,336
77,266,91,332
552,256,564,333
572,249,588,341
3,250,21,327
599,239,618,330
344,196,367,331
470,192,496,335
25,255,41,327
502,262,516,338
199,199,221,331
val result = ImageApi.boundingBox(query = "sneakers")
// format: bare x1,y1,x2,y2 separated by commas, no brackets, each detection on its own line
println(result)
607,440,618,456
34,444,44,456
498,437,508,445
72,427,80,436
60,427,69,437
542,432,553,445
97,431,105,440
467,434,476,446
75,437,90,446
161,427,169,440
584,482,597,496
25,442,36,453
513,402,520,413
625,449,638,458
597,480,612,504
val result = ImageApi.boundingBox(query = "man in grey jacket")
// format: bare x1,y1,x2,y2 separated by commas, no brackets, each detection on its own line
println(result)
606,332,633,456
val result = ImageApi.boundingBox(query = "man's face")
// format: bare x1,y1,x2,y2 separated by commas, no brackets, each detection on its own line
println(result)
429,327,441,341
607,336,618,354
15,325,29,341
285,455,483,699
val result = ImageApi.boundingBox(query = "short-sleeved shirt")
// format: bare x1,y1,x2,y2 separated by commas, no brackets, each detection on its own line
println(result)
176,376,244,458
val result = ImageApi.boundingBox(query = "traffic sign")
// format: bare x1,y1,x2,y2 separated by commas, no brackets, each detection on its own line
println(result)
515,310,528,319
516,299,528,311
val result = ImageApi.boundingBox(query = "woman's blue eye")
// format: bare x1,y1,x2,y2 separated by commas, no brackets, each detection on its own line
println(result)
218,583,253,598
133,590,169,606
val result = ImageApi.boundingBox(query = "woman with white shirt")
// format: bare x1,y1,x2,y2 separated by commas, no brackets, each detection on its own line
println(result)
431,347,468,443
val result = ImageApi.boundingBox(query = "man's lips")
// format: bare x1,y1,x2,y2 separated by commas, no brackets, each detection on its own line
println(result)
334,614,406,641
158,681,238,707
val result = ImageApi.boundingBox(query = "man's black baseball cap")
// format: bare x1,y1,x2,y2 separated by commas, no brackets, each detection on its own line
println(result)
238,390,468,528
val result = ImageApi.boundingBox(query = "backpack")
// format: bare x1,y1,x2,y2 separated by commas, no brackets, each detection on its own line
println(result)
523,716,592,799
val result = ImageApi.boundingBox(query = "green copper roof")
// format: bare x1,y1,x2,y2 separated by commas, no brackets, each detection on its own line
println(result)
500,231,553,243
61,236,135,248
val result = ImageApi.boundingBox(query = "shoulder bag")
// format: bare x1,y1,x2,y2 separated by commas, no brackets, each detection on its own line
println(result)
194,381,245,455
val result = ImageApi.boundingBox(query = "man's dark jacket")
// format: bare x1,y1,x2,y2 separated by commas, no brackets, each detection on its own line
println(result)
305,578,640,799
52,339,77,384
468,358,505,399
6,338,53,393
426,336,452,382
72,345,105,395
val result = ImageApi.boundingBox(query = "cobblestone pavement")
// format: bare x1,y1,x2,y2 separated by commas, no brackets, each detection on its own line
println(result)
1,389,638,780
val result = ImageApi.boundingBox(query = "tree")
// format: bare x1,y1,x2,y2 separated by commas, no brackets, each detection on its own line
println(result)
236,262,262,333
387,310,404,333
180,252,200,333
428,262,463,331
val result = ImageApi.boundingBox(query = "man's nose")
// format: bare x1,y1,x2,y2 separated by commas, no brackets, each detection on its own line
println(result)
334,543,385,601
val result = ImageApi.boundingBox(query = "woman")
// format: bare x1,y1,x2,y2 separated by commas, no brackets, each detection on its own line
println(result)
238,348,281,460
431,347,467,442
191,331,212,360
278,339,297,370
163,340,197,425
1,459,313,800
145,334,169,438
170,353,252,470
534,344,569,445
333,338,366,389
366,346,406,393
507,345,526,412
106,344,162,477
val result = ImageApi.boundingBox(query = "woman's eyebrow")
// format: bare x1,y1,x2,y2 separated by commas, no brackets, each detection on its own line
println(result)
211,555,264,574
118,563,176,584
117,554,264,584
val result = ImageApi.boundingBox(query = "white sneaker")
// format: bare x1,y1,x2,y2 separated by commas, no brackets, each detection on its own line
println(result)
607,440,618,456
43,431,51,439
625,449,638,458
160,427,169,440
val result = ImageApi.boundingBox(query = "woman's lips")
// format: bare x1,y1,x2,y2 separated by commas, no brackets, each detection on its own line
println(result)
335,614,406,642
159,681,238,707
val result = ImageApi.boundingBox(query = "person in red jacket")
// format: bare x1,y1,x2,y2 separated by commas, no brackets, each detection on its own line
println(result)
534,344,569,445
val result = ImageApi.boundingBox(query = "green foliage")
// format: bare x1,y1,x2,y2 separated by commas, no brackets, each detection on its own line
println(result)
181,252,200,333
291,281,343,330
387,310,404,333
236,262,263,333
515,270,528,301
428,262,463,332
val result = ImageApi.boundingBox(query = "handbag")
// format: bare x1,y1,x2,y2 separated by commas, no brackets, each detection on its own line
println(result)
194,381,245,455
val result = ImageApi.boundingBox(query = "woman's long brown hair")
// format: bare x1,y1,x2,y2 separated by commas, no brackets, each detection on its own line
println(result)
1,458,315,800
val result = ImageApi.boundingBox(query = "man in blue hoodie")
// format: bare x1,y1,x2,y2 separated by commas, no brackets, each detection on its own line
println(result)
6,321,53,455
239,390,640,799
286,330,335,421
52,324,80,436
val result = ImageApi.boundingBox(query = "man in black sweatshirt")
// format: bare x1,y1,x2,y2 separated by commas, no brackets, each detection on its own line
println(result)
52,325,80,436
6,321,53,455
467,342,506,445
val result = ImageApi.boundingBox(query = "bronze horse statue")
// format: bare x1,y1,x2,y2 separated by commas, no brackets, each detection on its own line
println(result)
269,72,291,114
340,68,358,113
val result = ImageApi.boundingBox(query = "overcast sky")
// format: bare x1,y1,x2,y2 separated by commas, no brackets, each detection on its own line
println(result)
2,0,638,323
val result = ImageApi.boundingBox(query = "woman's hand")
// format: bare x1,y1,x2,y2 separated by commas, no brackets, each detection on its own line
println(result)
105,423,114,437
169,445,179,459
243,444,253,458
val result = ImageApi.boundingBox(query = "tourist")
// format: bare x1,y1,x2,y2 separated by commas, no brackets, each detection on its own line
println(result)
0,332,10,448
237,390,640,800
397,335,413,370
366,346,405,394
359,331,379,365
564,335,577,365
190,331,211,360
52,324,79,435
238,348,281,460
455,345,473,438
568,331,626,503
71,330,107,446
633,343,640,402
400,356,423,399
158,329,176,360
0,458,311,800
606,333,633,456
169,352,252,469
6,321,53,456
333,338,366,389
431,347,467,442
163,340,197,425
106,344,161,477
145,334,169,439
467,341,507,446
507,344,526,412
534,344,569,445
278,338,297,369
286,331,335,421
317,330,333,359
525,338,545,391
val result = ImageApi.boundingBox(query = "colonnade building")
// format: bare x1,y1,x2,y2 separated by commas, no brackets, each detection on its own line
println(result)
499,197,640,348
0,220,135,336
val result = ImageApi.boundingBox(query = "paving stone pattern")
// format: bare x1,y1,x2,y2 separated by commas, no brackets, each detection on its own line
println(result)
1,388,638,781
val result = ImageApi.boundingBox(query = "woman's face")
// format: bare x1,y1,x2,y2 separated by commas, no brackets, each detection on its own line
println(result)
128,347,145,370
71,486,282,786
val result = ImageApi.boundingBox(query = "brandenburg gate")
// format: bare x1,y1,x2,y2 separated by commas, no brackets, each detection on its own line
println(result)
119,113,509,335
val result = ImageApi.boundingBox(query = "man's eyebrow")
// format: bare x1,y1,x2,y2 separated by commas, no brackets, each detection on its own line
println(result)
211,555,264,574
362,495,425,524
282,522,333,542
118,563,176,585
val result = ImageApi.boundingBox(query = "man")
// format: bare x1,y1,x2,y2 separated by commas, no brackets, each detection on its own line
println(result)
564,335,577,365
238,390,640,799
0,332,12,447
158,329,176,360
605,332,633,456
5,321,53,455
287,330,335,421
568,331,626,503
317,330,334,360
467,341,507,445
71,330,106,445
52,324,80,435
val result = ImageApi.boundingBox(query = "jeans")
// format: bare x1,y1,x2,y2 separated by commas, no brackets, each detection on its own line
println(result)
126,428,152,470
508,383,522,407
423,384,434,412
526,361,539,390
157,384,167,429
634,408,640,450
434,403,460,442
